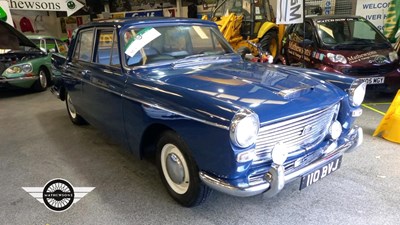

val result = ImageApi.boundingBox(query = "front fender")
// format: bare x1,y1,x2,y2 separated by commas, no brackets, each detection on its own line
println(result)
30,55,52,75
257,22,278,39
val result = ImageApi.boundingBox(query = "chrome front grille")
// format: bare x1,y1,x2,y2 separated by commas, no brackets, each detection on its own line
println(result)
253,104,339,165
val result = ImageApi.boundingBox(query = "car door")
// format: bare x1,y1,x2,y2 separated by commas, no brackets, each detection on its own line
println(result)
64,28,95,116
81,28,126,143
284,22,316,68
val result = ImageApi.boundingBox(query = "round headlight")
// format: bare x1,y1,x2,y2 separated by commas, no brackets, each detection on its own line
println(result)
22,64,33,73
230,109,259,148
348,80,366,107
327,53,347,64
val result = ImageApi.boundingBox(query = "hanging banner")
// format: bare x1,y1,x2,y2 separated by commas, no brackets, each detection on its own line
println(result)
6,0,84,16
355,0,390,32
276,0,304,24
0,0,13,26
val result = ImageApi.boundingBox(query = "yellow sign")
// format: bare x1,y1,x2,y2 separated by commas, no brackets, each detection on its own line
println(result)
373,90,400,143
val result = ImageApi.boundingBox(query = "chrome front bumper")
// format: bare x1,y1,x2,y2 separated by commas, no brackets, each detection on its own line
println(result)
199,126,363,197
0,76,37,83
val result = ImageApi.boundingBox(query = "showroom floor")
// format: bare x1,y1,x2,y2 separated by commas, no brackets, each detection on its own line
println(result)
1,89,399,225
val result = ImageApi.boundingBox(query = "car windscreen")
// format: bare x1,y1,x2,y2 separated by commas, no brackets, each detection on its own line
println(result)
123,25,233,67
316,18,391,50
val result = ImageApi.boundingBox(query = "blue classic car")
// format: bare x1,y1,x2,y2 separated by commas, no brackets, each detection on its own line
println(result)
51,18,365,207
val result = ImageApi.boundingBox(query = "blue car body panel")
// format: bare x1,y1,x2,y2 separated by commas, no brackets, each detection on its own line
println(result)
52,17,364,200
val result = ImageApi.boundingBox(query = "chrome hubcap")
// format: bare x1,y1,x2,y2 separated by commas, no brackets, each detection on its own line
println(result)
166,153,185,184
161,143,189,194
67,94,77,119
39,70,47,88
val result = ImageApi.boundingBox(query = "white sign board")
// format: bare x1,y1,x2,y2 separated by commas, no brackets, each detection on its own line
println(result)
276,0,304,24
355,0,390,32
0,0,13,26
6,0,84,16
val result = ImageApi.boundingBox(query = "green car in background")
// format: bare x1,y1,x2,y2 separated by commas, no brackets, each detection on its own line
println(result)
27,35,69,56
0,21,54,91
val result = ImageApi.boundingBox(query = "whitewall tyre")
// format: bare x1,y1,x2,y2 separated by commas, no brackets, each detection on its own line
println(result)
157,131,211,207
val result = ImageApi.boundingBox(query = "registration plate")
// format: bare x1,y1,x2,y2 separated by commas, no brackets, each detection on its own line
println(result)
299,156,342,190
359,77,385,85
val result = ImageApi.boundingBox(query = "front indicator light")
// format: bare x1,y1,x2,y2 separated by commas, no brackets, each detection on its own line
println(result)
236,149,256,163
352,108,363,117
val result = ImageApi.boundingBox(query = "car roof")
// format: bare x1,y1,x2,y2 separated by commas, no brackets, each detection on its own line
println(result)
26,35,59,40
78,17,218,30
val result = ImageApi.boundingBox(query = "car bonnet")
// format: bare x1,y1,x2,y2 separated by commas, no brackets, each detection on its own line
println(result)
0,20,38,50
136,62,345,123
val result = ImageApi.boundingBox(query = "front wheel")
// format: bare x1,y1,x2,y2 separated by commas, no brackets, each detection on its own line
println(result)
66,92,87,125
32,68,48,92
157,131,211,207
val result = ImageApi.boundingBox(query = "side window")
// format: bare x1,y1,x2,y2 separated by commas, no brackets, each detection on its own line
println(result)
289,23,313,42
289,24,303,42
72,29,94,62
55,39,68,55
95,29,114,65
305,23,313,40
40,39,45,50
45,39,57,53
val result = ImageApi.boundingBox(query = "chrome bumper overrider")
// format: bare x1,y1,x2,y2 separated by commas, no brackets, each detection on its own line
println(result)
50,86,60,99
199,126,363,197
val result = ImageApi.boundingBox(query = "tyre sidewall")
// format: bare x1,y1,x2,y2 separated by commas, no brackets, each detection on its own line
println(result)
33,68,48,92
66,92,86,125
156,131,204,207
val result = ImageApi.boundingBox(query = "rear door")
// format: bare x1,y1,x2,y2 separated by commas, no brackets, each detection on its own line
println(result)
81,27,126,143
64,28,95,115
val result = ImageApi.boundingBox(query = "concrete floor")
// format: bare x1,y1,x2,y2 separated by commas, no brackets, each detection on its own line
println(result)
1,89,399,225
